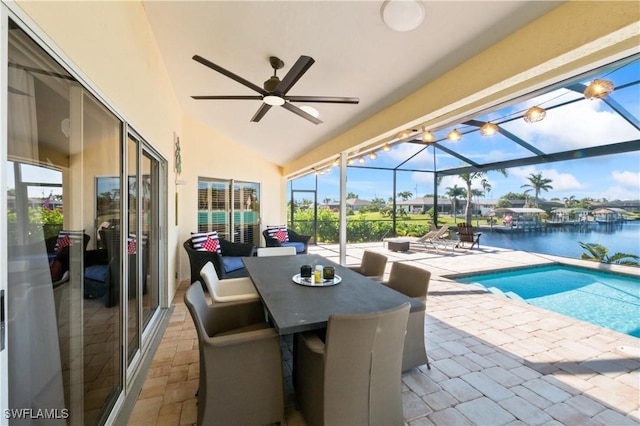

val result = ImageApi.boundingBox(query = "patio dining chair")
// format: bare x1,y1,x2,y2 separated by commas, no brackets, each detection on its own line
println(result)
347,250,387,281
184,283,284,426
256,246,297,257
384,262,431,371
295,303,410,426
199,261,259,303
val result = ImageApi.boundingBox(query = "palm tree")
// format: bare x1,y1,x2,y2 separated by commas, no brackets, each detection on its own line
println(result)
578,242,639,266
563,195,576,207
397,191,413,201
459,170,507,224
521,172,553,207
445,185,466,221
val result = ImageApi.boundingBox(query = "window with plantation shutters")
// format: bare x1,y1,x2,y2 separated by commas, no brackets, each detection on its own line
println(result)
197,178,260,246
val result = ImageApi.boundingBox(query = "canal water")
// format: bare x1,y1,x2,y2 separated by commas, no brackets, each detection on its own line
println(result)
478,220,640,260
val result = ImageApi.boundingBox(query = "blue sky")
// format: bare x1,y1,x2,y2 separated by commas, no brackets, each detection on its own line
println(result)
292,60,640,204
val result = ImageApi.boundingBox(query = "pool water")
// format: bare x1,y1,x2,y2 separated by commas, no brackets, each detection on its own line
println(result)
455,265,640,337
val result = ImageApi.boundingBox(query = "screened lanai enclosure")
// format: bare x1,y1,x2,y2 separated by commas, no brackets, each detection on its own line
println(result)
288,55,640,244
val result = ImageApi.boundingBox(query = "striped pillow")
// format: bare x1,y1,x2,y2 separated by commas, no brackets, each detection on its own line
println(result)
191,231,222,254
266,225,289,243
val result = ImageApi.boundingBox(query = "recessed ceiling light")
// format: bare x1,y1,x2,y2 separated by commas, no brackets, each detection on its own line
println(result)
381,0,425,32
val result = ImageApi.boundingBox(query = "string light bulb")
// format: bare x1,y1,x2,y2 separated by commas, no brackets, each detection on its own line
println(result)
382,143,391,152
447,129,461,142
332,157,340,166
369,151,378,160
358,156,365,164
347,158,354,165
480,122,498,136
523,106,546,123
422,130,435,143
583,79,614,100
398,130,410,140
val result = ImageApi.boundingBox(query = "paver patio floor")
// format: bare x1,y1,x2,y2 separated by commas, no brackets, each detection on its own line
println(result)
129,242,639,425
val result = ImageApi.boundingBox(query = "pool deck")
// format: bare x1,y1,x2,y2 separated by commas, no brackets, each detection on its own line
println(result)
130,242,639,425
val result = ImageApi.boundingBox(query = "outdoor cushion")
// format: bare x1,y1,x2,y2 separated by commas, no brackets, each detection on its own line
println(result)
222,256,245,273
266,225,289,242
191,231,222,254
85,264,109,282
281,241,306,254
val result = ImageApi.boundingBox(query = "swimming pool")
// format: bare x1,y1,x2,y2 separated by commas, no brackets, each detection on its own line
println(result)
455,265,640,338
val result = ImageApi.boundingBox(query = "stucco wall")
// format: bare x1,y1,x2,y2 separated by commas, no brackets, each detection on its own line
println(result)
10,1,284,299
178,114,285,280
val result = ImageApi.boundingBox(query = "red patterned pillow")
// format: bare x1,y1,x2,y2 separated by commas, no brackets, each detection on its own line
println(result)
127,238,137,254
191,231,222,254
54,232,71,253
201,235,220,253
266,226,289,243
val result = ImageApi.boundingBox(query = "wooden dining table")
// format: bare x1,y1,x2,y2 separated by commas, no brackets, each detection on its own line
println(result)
242,253,424,335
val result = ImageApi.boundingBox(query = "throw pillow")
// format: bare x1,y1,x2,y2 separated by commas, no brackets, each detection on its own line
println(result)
127,237,137,254
191,231,222,254
54,231,72,253
266,225,289,242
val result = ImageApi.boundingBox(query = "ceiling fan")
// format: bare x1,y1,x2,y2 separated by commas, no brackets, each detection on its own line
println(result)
191,54,359,124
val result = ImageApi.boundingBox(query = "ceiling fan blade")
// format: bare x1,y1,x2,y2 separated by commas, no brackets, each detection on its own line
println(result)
192,95,263,100
251,103,273,122
193,55,267,96
286,96,359,104
282,102,323,125
275,55,315,95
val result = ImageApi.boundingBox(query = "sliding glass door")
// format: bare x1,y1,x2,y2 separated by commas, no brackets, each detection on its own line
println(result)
3,16,166,424
198,178,260,246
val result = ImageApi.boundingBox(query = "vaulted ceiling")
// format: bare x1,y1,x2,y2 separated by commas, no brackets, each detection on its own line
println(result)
142,1,563,167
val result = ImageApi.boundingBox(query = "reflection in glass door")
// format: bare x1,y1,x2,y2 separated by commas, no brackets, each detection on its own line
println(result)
127,135,140,365
141,151,159,328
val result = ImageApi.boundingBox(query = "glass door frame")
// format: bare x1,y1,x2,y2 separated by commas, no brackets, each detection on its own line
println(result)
123,128,167,389
0,4,9,417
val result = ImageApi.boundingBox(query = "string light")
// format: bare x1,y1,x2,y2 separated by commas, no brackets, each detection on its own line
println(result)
382,143,391,152
422,130,435,143
447,129,461,142
369,151,378,160
584,79,614,99
358,156,365,164
523,106,546,123
480,122,498,136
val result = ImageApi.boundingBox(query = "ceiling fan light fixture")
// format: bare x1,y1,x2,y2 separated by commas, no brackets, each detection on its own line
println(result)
381,0,426,32
583,79,614,100
523,106,546,123
480,122,498,136
263,95,285,106
447,129,461,142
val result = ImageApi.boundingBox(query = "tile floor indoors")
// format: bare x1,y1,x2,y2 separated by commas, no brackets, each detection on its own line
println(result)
128,242,640,425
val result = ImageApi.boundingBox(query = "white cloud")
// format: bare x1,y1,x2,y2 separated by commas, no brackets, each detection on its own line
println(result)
596,186,640,201
611,170,640,189
509,166,583,192
507,98,637,152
